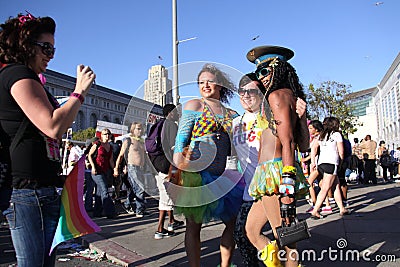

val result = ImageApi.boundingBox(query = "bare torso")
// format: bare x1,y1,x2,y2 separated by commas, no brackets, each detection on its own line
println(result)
126,138,145,167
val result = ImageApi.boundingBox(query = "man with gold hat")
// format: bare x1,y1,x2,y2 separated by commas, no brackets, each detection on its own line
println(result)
245,45,309,267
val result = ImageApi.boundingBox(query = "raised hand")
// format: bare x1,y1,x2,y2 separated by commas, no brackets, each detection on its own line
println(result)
75,64,96,96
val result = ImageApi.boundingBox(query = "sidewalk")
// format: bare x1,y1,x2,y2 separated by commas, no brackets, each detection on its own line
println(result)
1,179,400,266
81,179,400,267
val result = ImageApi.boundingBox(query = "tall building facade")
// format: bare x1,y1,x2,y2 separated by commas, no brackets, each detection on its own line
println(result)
374,52,400,150
43,69,162,134
347,88,378,143
347,52,400,150
144,65,173,106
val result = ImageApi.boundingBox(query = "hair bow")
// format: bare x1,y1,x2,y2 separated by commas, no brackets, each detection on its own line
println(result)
18,11,36,26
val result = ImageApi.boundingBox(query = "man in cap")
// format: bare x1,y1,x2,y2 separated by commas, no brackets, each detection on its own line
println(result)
246,45,309,265
246,45,308,206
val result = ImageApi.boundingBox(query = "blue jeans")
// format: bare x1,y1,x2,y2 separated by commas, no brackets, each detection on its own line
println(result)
92,172,115,217
4,187,60,267
125,165,146,213
0,187,12,211
84,170,94,211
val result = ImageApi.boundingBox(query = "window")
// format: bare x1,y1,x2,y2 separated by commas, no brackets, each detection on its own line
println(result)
90,113,97,128
76,111,84,129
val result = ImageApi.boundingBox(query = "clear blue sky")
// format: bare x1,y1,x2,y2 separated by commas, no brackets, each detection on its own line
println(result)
2,0,398,112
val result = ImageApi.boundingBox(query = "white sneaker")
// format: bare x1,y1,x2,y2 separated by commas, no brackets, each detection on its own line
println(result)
167,220,184,231
122,206,135,215
154,229,174,240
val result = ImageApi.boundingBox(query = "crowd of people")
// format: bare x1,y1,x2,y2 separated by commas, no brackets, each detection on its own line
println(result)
1,11,399,267
351,137,400,183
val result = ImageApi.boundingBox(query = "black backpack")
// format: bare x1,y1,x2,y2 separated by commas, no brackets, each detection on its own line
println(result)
380,153,392,167
145,119,165,156
349,155,360,171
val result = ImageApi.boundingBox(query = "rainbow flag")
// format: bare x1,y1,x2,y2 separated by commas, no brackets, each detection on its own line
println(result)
50,155,101,254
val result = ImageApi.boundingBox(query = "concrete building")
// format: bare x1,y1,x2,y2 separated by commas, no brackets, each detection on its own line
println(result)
347,52,400,150
374,52,400,150
43,69,162,134
144,65,173,106
347,88,378,143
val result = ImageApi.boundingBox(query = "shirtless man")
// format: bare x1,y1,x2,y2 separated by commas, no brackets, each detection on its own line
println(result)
114,122,147,217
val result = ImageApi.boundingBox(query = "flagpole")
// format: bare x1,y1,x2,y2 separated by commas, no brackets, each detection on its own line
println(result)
172,0,179,105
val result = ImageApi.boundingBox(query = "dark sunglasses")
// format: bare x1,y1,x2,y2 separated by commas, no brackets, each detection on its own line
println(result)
102,132,111,135
255,66,271,79
238,88,260,97
34,41,56,57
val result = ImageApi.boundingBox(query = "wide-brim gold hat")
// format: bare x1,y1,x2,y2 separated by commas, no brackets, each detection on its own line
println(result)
247,45,294,67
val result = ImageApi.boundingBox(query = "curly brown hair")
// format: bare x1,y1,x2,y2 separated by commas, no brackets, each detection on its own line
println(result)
197,63,236,104
0,13,55,65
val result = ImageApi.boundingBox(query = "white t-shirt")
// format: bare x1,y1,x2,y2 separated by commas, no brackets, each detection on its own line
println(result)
232,112,262,202
317,131,343,166
394,150,400,162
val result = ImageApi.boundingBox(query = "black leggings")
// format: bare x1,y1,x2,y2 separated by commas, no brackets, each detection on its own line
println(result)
234,201,260,267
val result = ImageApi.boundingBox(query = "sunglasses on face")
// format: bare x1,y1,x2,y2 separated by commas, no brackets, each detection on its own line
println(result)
102,132,111,136
238,88,260,97
255,66,271,80
34,41,56,57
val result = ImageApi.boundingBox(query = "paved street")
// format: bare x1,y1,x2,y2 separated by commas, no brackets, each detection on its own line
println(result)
1,178,400,267
0,223,120,267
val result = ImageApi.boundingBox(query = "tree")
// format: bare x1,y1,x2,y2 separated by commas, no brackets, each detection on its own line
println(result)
306,81,360,134
72,127,96,141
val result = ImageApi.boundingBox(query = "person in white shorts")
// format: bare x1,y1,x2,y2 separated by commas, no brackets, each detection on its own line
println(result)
149,104,184,239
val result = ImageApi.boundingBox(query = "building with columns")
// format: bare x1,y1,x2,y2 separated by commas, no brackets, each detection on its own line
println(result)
43,69,162,134
144,65,173,106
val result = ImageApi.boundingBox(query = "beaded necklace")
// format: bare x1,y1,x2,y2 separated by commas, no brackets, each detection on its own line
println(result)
239,112,258,140
131,136,142,142
238,103,270,141
203,99,226,140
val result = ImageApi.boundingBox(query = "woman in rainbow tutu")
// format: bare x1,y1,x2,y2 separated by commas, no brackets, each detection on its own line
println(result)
170,63,244,267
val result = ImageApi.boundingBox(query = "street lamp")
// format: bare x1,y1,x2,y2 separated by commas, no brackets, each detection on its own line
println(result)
172,0,197,105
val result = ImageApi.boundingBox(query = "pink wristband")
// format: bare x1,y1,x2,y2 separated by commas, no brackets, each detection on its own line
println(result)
70,92,84,104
